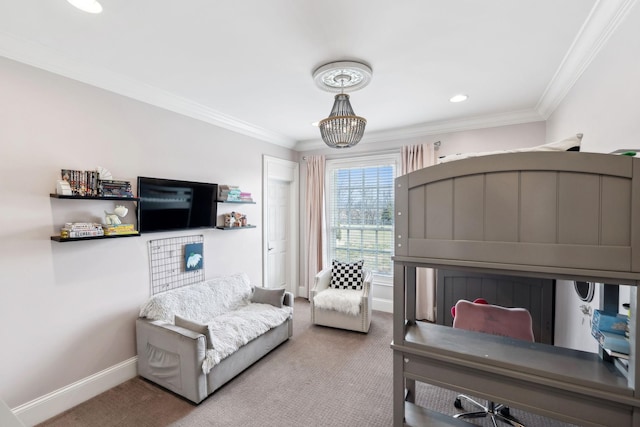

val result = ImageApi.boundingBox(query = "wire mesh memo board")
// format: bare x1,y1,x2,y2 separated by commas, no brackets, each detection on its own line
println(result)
148,234,204,295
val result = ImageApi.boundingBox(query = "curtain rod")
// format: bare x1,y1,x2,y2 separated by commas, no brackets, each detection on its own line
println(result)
302,141,442,160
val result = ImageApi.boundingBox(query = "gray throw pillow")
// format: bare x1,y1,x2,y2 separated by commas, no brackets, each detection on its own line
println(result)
251,287,285,308
174,315,213,349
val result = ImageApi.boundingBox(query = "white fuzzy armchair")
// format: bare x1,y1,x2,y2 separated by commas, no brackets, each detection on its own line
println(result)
310,265,373,333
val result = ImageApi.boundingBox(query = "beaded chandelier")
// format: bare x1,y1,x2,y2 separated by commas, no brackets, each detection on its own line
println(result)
313,61,372,148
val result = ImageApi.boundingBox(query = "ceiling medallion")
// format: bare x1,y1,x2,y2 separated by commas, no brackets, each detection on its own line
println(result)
313,60,372,148
313,61,373,93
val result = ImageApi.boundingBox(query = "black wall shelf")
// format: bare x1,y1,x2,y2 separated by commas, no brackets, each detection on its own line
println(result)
50,193,140,242
50,194,139,201
51,233,140,242
217,200,255,204
216,225,256,230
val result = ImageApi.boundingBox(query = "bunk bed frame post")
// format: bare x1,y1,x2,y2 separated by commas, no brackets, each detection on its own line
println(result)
393,262,406,425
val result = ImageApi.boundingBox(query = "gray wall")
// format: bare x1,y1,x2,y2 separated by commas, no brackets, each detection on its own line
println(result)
0,56,295,411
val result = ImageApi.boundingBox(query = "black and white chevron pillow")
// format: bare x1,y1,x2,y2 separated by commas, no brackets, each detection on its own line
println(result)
330,259,364,290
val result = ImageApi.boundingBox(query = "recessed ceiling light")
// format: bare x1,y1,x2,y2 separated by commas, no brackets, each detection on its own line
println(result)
67,0,103,14
311,121,319,127
449,94,468,103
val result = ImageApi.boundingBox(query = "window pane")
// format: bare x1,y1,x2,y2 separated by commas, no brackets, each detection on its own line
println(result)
328,159,396,276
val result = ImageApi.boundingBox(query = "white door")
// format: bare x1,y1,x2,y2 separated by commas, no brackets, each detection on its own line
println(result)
267,180,289,289
263,156,299,293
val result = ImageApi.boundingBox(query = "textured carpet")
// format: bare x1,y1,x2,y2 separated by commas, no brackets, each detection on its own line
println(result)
38,299,577,427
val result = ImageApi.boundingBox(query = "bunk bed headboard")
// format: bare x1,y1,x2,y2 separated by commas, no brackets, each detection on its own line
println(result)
394,151,640,285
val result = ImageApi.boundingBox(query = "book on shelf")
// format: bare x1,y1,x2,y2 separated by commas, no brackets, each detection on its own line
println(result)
218,184,246,201
98,179,134,197
102,223,137,235
61,169,100,197
592,328,630,354
60,223,104,238
60,169,137,197
63,222,103,230
592,310,628,335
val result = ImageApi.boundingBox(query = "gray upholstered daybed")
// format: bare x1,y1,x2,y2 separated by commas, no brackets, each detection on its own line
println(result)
391,149,640,426
136,273,293,404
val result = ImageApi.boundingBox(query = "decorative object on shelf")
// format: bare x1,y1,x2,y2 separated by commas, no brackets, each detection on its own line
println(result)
184,242,204,271
313,60,372,148
55,179,72,196
103,205,137,235
104,205,128,225
224,211,247,227
95,166,112,181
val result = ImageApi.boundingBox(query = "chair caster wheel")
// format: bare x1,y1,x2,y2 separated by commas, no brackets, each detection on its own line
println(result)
454,398,463,409
499,406,511,417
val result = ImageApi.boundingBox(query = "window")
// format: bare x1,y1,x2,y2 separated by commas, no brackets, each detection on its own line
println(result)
326,154,400,277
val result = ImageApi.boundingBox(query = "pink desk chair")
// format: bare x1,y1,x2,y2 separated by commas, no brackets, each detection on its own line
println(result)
451,299,535,427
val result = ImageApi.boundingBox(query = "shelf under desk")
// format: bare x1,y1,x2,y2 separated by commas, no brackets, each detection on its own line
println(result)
393,321,636,427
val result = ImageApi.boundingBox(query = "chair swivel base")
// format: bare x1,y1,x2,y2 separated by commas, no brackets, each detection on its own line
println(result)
453,395,525,427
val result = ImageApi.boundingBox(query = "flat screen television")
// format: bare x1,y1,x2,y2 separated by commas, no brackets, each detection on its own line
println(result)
137,176,218,233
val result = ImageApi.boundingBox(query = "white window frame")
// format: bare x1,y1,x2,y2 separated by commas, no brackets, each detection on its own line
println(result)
325,153,401,284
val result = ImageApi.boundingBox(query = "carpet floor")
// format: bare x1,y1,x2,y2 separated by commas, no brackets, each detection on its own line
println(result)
38,299,578,427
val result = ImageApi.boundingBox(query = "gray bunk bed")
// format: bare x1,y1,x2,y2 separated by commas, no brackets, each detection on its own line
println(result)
391,150,640,426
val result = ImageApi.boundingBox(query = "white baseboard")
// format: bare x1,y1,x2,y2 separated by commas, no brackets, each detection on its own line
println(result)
372,297,393,313
12,357,138,427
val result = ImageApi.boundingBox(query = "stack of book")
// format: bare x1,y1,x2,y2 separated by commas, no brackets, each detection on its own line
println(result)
103,223,138,236
60,222,104,239
591,309,629,373
239,191,253,202
218,185,241,201
98,180,134,198
61,169,100,197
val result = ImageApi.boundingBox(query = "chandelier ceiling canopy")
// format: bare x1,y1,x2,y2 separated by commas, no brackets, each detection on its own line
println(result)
313,61,372,149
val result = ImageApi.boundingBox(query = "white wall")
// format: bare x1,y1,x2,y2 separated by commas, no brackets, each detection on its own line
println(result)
546,4,640,351
0,56,295,417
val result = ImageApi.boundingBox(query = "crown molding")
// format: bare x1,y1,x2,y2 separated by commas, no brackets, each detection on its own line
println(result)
2,0,634,152
0,32,297,149
536,0,637,118
295,109,544,152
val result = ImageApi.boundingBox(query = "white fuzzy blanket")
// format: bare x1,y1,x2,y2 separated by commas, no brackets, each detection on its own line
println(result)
139,273,292,374
313,288,362,316
139,273,253,323
202,303,292,374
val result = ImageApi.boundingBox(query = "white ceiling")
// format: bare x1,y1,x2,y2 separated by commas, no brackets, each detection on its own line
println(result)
0,1,634,151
